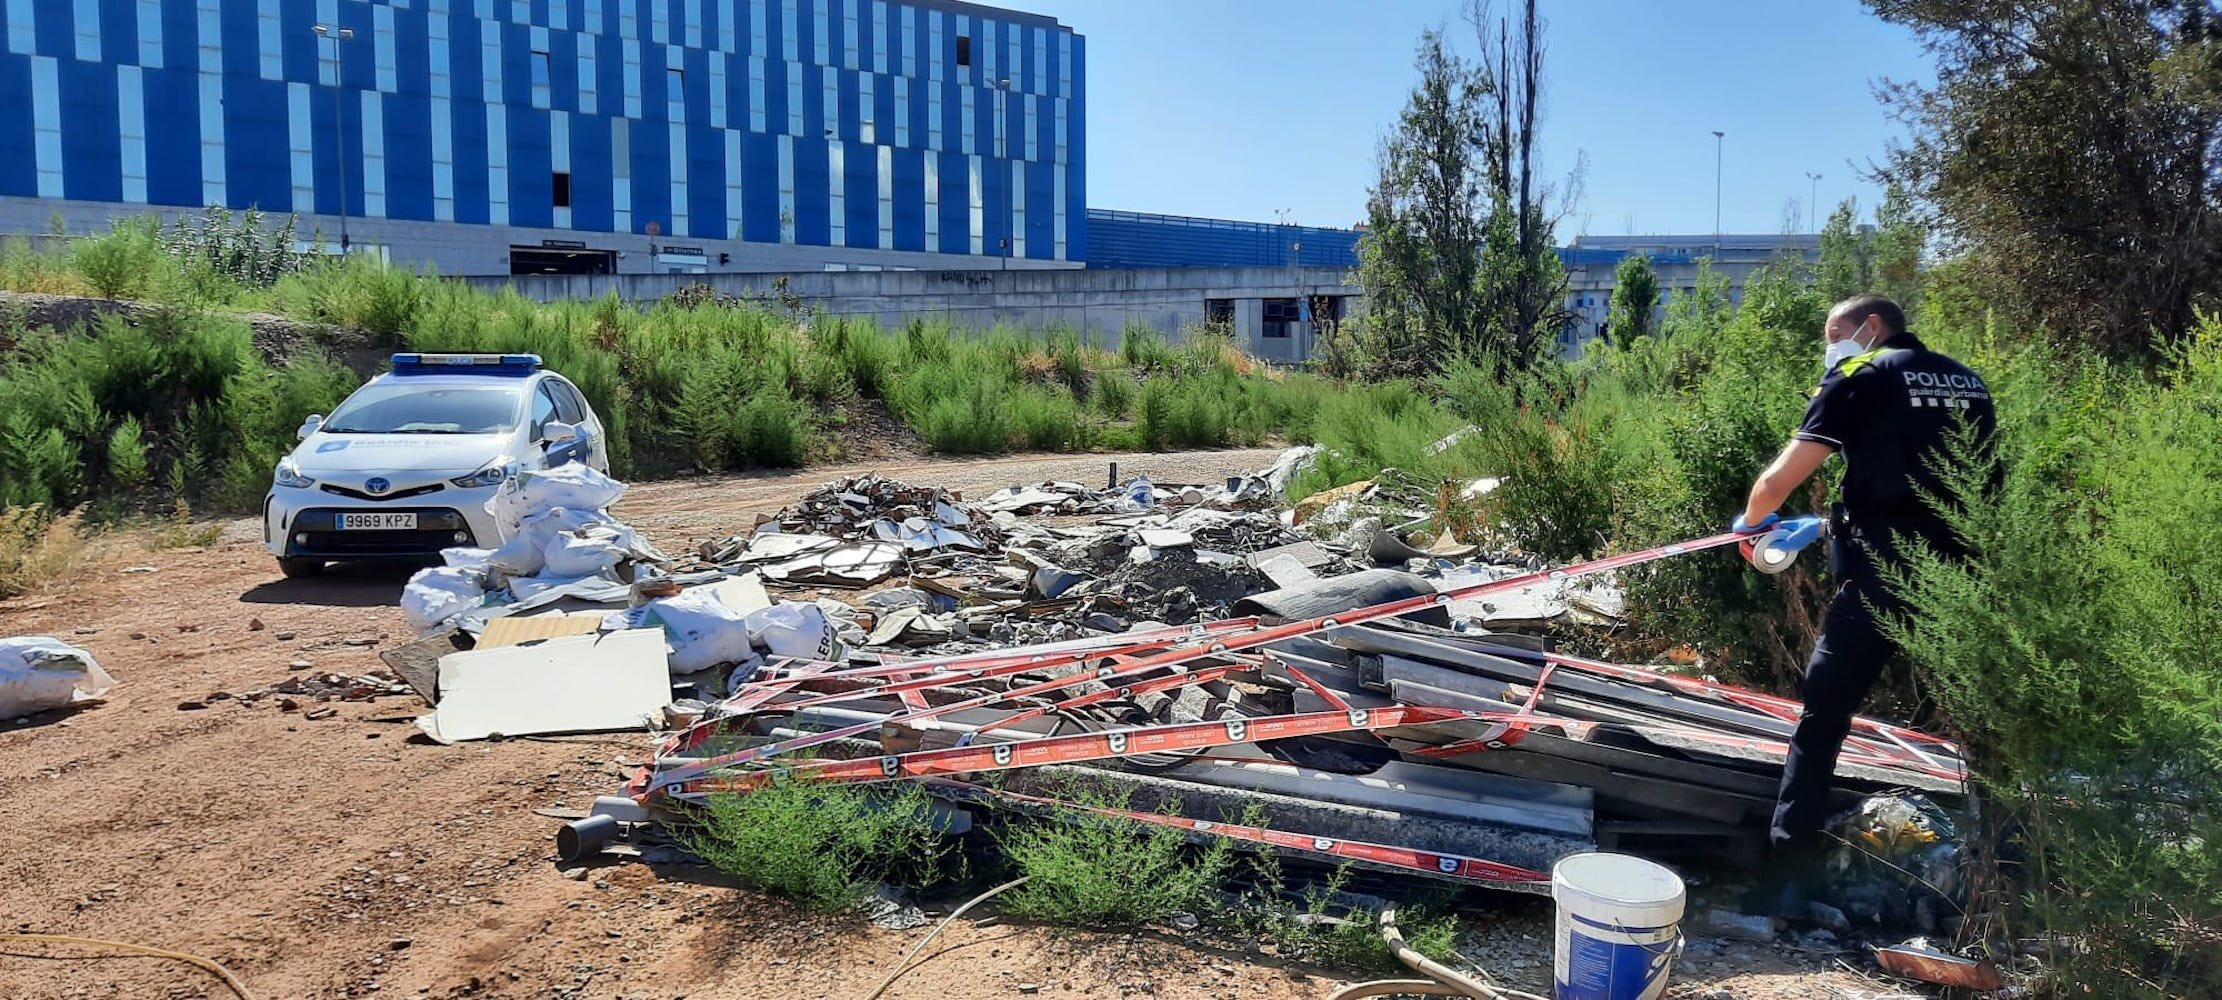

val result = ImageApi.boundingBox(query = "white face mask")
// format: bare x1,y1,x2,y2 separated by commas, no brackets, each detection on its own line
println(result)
1823,320,1871,372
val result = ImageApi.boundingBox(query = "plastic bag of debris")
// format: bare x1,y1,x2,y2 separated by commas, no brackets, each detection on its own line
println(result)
542,523,637,578
0,636,117,717
402,565,489,633
486,507,613,577
612,587,762,675
489,462,627,537
748,602,846,661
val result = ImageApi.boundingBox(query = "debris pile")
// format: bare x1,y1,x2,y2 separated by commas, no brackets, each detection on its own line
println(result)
356,452,1965,952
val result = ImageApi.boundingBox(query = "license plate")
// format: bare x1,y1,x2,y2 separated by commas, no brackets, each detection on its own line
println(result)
338,512,418,531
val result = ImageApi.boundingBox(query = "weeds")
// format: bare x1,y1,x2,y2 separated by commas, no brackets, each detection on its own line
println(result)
0,504,103,598
678,776,957,912
993,788,1240,927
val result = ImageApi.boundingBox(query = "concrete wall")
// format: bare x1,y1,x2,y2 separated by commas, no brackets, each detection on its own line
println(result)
468,265,1363,348
0,197,1080,277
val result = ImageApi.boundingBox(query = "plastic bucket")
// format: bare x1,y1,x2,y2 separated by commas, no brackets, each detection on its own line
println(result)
1551,852,1686,1000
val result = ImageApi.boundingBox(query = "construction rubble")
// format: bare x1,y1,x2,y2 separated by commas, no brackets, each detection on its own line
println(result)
379,449,1968,934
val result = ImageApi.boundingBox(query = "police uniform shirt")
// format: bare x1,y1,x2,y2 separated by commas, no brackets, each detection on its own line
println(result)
1792,331,1997,552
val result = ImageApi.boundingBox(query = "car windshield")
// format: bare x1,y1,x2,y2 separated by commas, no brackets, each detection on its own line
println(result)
321,384,524,434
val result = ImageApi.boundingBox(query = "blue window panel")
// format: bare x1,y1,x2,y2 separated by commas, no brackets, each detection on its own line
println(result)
596,28,623,103
0,56,31,197
531,0,551,27
792,138,829,245
384,93,434,221
889,146,923,251
873,68,895,146
284,8,321,84
684,44,709,120
448,7,484,102
741,132,779,242
394,11,431,99
505,22,534,107
568,112,615,232
448,87,490,224
629,119,672,235
507,106,554,228
57,59,120,203
844,140,874,246
1066,34,1086,259
1025,160,1054,259
836,62,858,139
689,132,727,239
143,66,201,205
933,150,966,254
219,76,290,210
160,1,196,70
99,0,135,64
32,0,67,57
549,30,578,112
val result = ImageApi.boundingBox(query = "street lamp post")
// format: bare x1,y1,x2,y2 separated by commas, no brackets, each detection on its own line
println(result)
1710,130,1724,256
1805,171,1823,232
314,23,355,253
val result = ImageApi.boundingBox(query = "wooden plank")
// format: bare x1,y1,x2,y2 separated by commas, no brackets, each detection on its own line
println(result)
478,611,605,649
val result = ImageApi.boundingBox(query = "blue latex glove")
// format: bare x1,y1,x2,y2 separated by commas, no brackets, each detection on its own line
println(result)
1731,512,1780,535
1741,514,1827,572
1772,515,1826,552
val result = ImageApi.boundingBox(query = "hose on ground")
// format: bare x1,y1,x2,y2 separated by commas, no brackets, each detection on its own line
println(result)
861,875,1031,1000
1325,906,1550,1000
0,932,255,1000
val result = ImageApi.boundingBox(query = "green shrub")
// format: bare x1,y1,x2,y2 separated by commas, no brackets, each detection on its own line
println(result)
678,778,956,912
994,790,1239,927
1094,368,1136,419
1010,386,1083,451
1883,322,2222,996
71,222,162,300
1119,322,1171,369
105,416,150,491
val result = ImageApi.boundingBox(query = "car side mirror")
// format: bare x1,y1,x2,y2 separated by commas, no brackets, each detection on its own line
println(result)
297,414,323,440
543,421,579,444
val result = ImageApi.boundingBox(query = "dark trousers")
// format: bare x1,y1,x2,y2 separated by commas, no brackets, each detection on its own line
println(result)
1771,536,1903,849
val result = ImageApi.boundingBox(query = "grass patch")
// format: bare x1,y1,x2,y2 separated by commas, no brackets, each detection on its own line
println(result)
677,776,958,913
0,504,105,599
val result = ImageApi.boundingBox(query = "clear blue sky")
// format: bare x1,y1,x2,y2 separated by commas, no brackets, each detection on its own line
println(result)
1020,0,1933,237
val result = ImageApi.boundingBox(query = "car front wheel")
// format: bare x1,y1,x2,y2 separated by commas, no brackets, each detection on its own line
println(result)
278,557,326,579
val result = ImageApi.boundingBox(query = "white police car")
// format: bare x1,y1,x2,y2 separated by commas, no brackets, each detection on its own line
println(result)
264,353,608,578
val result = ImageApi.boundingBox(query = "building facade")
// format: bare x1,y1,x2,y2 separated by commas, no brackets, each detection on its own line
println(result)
1084,208,1362,270
0,0,1086,274
1557,233,1823,355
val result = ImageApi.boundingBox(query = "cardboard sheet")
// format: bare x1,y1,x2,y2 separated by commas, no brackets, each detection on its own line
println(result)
477,611,606,649
416,629,668,743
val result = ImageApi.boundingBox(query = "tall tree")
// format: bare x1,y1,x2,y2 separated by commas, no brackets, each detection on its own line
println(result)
1871,182,1927,310
1870,0,2222,353
1815,198,1876,303
1471,0,1578,372
1355,29,1491,377
1605,252,1661,347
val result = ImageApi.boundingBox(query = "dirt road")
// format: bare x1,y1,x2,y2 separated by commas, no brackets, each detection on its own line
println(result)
0,448,1868,1000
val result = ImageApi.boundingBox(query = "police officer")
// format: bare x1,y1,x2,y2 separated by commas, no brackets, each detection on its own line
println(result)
1729,294,1996,908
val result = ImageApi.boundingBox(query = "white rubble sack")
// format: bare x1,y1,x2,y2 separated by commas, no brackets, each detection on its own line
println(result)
486,506,613,577
490,462,628,537
0,637,117,716
402,565,489,633
610,587,763,675
747,601,846,661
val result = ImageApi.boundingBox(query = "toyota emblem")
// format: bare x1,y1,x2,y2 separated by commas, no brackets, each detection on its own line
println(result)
365,477,391,494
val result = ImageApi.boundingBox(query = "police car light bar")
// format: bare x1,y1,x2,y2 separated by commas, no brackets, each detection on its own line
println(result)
390,353,544,375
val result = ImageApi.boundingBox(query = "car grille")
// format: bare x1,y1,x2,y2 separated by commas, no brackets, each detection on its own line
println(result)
297,529,472,556
321,482,445,502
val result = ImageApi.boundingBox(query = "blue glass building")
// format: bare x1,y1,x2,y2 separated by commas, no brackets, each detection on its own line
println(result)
0,0,1086,273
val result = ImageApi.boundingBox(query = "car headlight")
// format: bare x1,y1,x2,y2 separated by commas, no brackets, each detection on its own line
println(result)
450,459,518,489
274,460,315,489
